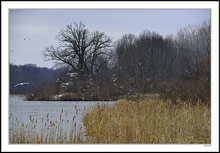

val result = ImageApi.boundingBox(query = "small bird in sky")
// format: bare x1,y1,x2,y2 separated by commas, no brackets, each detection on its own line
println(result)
14,82,30,87
23,38,31,41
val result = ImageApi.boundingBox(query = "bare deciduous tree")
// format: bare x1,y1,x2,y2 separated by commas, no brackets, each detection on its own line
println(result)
42,21,112,74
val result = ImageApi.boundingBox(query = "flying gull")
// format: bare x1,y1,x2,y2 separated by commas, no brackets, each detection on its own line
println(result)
14,82,30,87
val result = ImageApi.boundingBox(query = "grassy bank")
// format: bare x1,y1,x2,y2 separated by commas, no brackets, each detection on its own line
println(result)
83,96,210,143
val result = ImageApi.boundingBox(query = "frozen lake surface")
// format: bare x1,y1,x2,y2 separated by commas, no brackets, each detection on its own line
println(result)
9,95,115,143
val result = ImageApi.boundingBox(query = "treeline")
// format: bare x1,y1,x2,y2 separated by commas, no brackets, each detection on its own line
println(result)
114,21,210,103
10,64,59,95
26,21,210,103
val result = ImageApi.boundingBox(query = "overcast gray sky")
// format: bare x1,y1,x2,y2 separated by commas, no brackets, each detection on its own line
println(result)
9,9,210,68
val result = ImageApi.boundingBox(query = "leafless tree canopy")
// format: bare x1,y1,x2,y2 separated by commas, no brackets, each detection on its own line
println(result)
37,21,211,102
42,21,112,74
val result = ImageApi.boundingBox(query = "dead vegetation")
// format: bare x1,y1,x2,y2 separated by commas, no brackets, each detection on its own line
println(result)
84,96,210,143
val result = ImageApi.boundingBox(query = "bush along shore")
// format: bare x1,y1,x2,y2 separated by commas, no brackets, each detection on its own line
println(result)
25,92,120,101
25,92,154,102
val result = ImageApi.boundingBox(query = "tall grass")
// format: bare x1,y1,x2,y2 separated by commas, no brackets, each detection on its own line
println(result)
84,96,210,143
9,109,84,144
9,95,211,144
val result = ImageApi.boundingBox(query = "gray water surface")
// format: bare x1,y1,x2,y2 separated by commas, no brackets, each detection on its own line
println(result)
9,95,115,143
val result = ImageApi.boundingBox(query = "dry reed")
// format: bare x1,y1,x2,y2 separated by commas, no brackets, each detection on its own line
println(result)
9,95,211,144
9,111,83,144
83,97,210,144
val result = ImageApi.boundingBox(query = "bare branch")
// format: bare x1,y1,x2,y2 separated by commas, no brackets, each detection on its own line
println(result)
42,21,112,74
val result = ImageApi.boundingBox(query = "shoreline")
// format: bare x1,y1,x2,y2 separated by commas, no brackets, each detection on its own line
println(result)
24,99,117,102
10,94,118,102
9,94,25,97
10,93,161,102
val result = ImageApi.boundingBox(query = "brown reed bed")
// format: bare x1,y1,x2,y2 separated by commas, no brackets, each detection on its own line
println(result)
83,97,211,144
9,95,211,144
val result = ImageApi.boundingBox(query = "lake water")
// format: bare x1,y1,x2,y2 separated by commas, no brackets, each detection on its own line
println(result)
9,95,116,143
